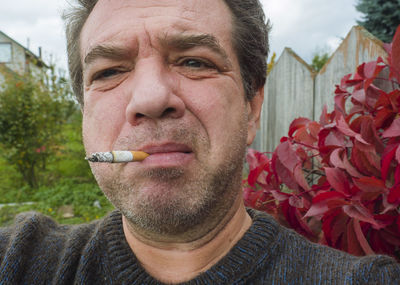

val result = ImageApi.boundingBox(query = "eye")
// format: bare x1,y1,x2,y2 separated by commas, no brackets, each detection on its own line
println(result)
92,68,123,81
180,58,216,69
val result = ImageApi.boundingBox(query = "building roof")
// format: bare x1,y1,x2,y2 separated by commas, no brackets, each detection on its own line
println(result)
0,30,48,68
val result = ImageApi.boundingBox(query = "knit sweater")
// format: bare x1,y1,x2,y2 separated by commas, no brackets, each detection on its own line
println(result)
0,209,399,284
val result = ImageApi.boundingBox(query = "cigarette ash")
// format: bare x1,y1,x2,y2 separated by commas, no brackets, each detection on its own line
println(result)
85,152,113,163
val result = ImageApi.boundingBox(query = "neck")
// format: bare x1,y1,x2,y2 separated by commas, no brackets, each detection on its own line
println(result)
122,196,252,284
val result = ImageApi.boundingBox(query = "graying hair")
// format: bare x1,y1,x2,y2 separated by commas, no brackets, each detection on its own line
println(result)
63,0,270,106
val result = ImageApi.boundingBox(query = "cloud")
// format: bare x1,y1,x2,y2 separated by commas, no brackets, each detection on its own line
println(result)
261,0,363,63
0,0,67,69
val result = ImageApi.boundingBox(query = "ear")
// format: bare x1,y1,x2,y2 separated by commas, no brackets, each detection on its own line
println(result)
246,86,264,146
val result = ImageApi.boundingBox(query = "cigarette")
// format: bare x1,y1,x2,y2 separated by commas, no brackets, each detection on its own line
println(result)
85,151,149,163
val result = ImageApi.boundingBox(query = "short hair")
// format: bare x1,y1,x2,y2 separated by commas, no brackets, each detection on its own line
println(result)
63,0,270,105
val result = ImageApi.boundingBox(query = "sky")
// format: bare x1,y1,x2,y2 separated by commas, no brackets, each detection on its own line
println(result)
0,0,362,73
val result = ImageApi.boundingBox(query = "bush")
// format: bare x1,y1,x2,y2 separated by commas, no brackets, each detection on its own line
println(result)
0,66,75,188
244,26,400,261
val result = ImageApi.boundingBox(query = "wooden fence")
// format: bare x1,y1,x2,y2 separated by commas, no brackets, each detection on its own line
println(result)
252,26,389,152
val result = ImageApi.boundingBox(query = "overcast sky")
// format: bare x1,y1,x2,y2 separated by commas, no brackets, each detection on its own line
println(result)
0,0,362,73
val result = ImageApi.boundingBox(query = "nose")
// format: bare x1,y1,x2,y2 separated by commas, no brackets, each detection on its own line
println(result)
125,58,185,126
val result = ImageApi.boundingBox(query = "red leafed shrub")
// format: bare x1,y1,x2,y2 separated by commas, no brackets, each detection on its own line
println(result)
243,26,400,261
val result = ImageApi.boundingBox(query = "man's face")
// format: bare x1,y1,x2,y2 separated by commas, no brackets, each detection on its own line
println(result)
80,0,262,237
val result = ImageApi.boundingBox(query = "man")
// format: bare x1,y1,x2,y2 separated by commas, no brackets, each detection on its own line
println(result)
0,0,399,284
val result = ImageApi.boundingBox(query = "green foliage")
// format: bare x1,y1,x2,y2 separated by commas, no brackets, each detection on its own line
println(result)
0,61,107,226
0,180,114,226
311,52,330,72
356,0,400,43
0,67,75,188
267,52,276,74
45,109,95,184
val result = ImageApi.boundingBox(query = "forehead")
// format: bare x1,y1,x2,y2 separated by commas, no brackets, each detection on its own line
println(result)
80,0,234,58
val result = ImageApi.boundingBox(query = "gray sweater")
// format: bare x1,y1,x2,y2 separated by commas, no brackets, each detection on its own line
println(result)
0,208,399,284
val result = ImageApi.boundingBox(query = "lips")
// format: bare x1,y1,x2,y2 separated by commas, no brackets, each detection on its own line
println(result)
138,143,194,167
140,143,193,155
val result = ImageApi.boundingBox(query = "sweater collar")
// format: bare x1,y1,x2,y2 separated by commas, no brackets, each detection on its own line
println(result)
102,208,279,284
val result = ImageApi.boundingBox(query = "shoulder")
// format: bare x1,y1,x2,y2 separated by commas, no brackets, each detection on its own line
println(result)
0,211,122,283
246,209,400,284
0,211,95,253
0,210,120,262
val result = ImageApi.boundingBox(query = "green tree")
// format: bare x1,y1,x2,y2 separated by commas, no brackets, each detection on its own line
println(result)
267,52,277,74
356,0,400,43
310,52,330,72
0,66,75,188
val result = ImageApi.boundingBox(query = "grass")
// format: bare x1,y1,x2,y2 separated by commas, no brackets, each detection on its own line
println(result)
0,180,114,226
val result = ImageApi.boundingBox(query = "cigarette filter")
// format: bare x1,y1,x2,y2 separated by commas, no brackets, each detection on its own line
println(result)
85,151,149,163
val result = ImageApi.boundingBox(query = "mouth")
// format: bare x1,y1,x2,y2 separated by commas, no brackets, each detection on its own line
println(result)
138,143,194,167
140,143,193,155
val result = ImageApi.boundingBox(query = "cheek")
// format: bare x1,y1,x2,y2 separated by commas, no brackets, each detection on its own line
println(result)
82,91,128,151
180,81,246,148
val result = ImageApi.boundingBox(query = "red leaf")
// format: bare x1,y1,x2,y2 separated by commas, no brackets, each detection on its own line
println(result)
384,42,392,55
382,193,399,214
365,85,383,109
289,195,304,208
331,212,348,247
293,127,315,145
270,190,290,202
288,117,311,138
246,148,269,170
304,202,330,218
293,164,310,191
330,148,345,168
280,200,316,240
397,216,400,231
334,94,347,115
381,144,398,182
364,61,383,79
395,165,400,186
353,219,375,255
308,121,321,139
336,116,369,145
275,141,299,172
352,88,365,105
382,118,400,138
319,105,331,126
391,25,400,82
305,191,347,217
361,61,386,91
325,167,351,195
340,73,354,88
342,154,363,178
396,145,400,164
246,149,270,187
353,177,386,193
380,228,400,247
243,187,276,212
388,184,400,205
351,146,381,177
273,155,299,191
347,219,365,256
312,191,346,203
342,203,382,228
374,108,396,130
359,116,384,153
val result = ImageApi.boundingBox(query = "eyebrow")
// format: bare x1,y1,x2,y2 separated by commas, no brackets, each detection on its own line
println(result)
83,33,232,69
159,33,231,66
83,45,132,67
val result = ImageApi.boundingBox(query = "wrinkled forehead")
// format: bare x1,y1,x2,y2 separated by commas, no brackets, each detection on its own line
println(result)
80,0,235,60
